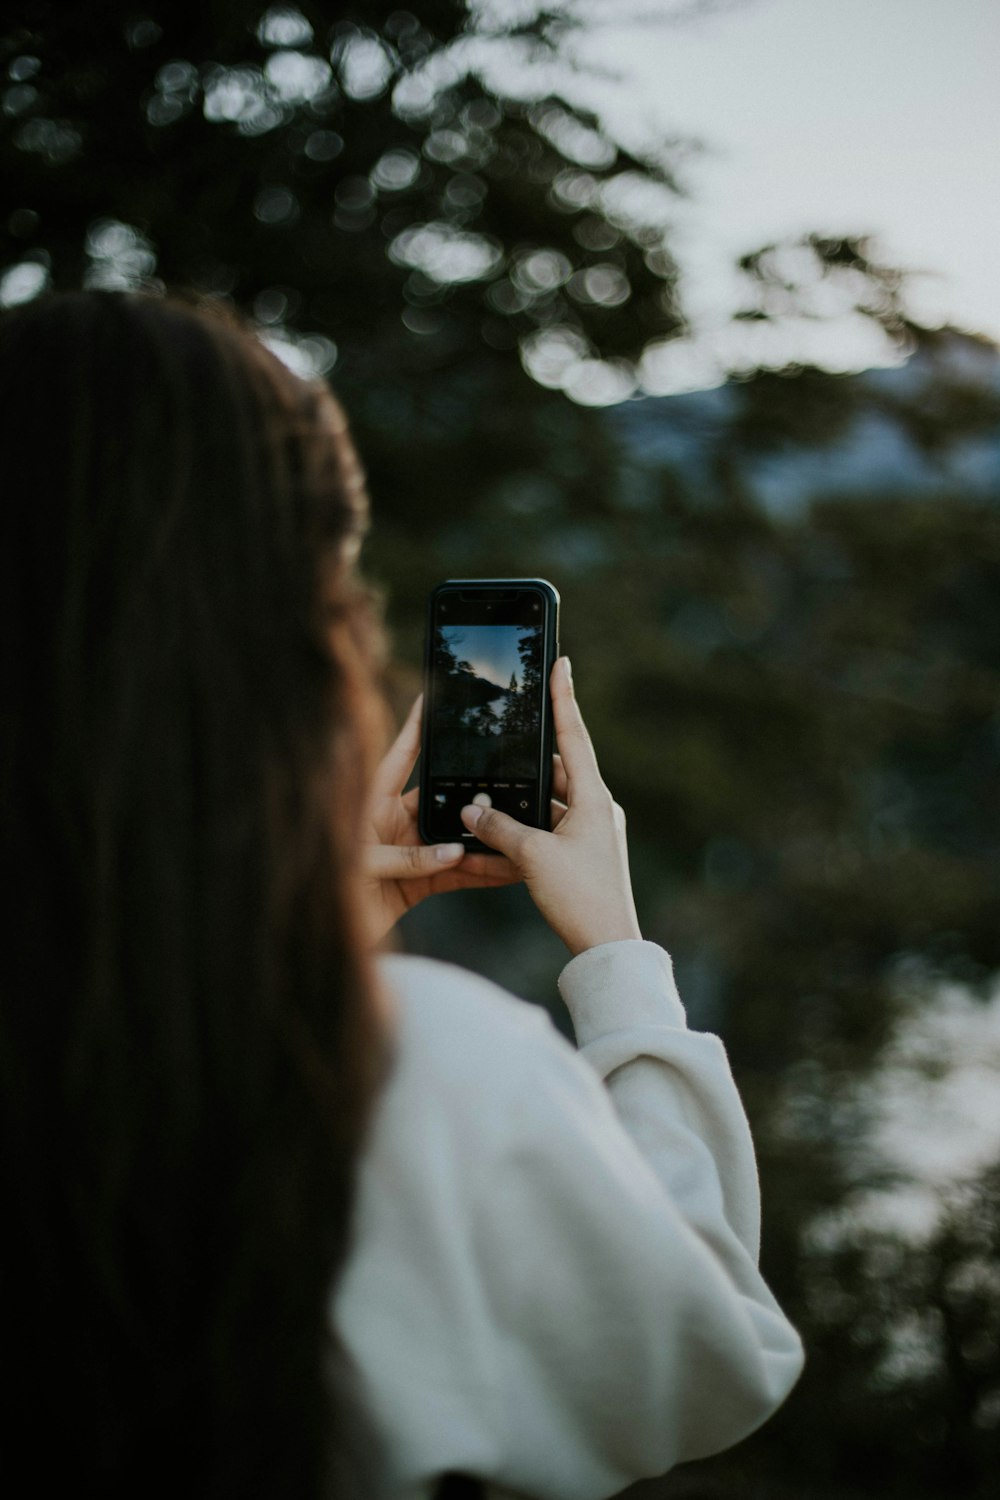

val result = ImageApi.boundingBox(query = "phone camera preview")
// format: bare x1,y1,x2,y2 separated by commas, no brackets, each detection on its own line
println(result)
423,584,553,838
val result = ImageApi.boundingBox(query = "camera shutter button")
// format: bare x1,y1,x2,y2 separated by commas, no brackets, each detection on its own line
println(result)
472,792,492,808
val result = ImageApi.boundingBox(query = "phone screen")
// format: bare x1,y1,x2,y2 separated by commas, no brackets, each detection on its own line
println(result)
421,582,556,844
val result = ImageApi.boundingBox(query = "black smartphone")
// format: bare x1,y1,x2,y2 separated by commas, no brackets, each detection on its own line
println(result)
419,578,560,850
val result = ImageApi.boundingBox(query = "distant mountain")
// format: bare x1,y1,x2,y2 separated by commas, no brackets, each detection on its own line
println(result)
606,330,1000,514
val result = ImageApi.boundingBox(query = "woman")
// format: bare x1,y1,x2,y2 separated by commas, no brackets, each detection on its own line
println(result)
0,291,802,1499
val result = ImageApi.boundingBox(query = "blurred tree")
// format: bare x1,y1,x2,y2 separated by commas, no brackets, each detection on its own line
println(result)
598,451,1000,1500
0,0,696,620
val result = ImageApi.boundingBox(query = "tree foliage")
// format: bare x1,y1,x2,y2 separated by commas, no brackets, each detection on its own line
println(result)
1,1,686,369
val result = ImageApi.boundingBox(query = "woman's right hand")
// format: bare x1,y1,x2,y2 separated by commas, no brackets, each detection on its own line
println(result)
460,657,642,957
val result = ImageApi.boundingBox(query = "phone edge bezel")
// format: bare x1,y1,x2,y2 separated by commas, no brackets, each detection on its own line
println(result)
417,577,560,851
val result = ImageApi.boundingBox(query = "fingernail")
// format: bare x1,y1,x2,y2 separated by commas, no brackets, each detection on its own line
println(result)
435,842,464,862
560,656,573,686
461,804,483,829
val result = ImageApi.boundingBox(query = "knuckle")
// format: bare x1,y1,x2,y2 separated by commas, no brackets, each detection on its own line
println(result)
475,809,508,848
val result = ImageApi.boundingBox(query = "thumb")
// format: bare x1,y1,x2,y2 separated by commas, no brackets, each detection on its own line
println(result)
364,842,464,881
461,803,534,863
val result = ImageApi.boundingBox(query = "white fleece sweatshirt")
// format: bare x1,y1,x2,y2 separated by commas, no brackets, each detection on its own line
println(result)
332,940,804,1500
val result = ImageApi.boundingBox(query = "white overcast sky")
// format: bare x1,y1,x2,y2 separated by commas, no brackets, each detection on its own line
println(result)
548,0,1000,384
801,975,1000,1246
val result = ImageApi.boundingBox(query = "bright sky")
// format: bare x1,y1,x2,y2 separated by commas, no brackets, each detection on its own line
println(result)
442,624,526,686
562,0,1000,388
801,976,1000,1245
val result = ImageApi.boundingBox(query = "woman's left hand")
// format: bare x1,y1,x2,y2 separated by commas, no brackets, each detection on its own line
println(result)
362,694,521,945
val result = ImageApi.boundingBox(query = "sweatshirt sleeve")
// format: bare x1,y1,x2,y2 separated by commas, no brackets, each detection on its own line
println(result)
477,940,804,1500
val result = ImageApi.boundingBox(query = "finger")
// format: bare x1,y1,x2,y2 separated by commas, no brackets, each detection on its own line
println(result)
370,694,423,801
550,797,568,829
401,786,420,815
431,863,523,895
457,850,521,883
551,753,568,802
549,658,604,804
461,802,537,863
364,839,463,881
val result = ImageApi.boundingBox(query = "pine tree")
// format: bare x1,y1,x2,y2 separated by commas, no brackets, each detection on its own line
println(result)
468,701,498,738
499,671,523,735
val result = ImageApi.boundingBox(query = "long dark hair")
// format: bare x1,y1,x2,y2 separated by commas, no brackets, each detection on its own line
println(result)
0,291,387,1497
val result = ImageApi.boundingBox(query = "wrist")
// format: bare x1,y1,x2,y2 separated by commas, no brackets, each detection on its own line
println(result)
565,913,642,958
